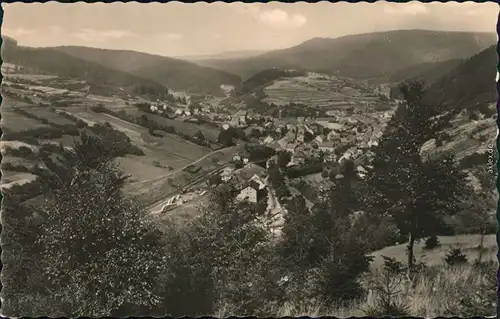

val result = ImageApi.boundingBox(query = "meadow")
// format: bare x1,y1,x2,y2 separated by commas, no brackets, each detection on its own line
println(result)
1,111,51,133
129,109,220,142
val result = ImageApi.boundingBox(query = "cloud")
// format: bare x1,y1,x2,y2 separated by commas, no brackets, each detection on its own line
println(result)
72,29,136,43
153,32,183,41
259,9,307,29
2,27,37,37
383,2,429,15
228,4,306,29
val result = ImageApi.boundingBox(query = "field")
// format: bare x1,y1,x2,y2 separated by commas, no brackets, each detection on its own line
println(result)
61,108,214,183
422,114,497,161
23,107,77,126
262,73,382,109
126,145,240,206
369,234,497,272
0,140,39,152
1,111,51,133
1,171,38,189
129,110,220,142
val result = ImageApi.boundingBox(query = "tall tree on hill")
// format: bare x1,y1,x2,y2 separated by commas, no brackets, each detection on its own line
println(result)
35,131,166,316
366,81,470,278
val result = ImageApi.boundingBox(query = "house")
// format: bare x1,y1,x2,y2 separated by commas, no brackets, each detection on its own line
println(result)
319,142,335,153
236,175,267,203
220,167,234,182
239,115,247,125
314,135,324,144
368,140,379,148
222,124,230,131
174,109,183,116
357,165,368,174
263,136,275,144
233,155,242,162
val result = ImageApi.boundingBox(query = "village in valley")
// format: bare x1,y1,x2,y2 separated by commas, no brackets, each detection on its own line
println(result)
1,2,498,316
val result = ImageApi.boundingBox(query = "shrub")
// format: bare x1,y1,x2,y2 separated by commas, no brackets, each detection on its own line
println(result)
364,257,410,317
445,247,468,266
424,236,440,250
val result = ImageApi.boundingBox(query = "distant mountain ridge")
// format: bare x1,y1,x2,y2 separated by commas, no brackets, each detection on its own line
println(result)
192,30,496,82
2,38,169,96
53,46,242,96
179,50,269,61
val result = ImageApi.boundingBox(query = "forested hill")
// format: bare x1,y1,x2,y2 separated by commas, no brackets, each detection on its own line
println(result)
425,45,498,112
53,46,242,96
191,30,496,82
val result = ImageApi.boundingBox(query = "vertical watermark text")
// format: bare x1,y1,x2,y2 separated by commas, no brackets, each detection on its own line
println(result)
486,144,496,174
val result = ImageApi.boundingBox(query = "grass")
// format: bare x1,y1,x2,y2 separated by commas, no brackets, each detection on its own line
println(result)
66,109,211,162
23,108,76,126
1,171,38,189
1,111,51,133
263,261,496,317
369,234,497,272
129,110,220,142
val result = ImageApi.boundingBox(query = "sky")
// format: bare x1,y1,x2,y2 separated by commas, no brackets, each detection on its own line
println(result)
2,1,498,57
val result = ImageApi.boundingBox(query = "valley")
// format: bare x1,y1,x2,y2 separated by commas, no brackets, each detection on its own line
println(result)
1,21,498,318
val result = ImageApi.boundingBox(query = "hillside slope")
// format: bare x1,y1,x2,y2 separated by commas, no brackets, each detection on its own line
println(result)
2,38,168,97
426,44,498,111
193,30,496,82
53,46,242,96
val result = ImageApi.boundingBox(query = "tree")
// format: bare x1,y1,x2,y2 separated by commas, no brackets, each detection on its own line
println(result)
307,184,373,302
277,150,292,168
180,183,282,315
366,81,469,278
267,161,290,200
35,133,166,317
194,130,206,141
280,195,314,277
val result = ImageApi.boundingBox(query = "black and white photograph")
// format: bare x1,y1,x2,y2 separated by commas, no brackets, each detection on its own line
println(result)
1,1,499,317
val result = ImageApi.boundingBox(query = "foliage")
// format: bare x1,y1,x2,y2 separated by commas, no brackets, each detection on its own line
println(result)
277,150,292,168
444,248,468,266
366,81,470,273
424,236,440,250
364,257,410,317
218,127,247,146
159,183,283,316
245,143,276,163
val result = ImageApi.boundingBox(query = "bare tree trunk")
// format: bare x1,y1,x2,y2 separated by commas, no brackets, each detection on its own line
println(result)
407,231,415,281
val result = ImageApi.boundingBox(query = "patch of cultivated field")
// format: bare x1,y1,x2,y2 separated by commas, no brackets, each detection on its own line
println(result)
1,171,38,189
126,145,240,204
0,140,39,152
369,234,496,272
5,74,59,81
24,108,77,126
1,111,51,133
117,154,184,183
422,116,496,161
62,109,213,183
262,73,381,108
2,156,39,167
130,110,220,142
